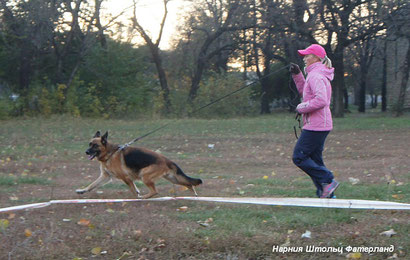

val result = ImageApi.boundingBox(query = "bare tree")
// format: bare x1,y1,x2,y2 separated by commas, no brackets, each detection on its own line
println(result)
289,0,386,117
131,0,171,114
356,37,377,112
250,0,288,114
385,2,410,116
186,0,251,104
53,0,114,89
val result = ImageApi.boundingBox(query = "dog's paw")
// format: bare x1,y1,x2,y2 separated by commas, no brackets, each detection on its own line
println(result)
76,189,86,194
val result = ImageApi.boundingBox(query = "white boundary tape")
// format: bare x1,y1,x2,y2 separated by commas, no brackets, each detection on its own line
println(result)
1,197,409,213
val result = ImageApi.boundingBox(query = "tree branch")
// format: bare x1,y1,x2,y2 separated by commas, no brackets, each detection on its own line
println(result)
155,0,169,46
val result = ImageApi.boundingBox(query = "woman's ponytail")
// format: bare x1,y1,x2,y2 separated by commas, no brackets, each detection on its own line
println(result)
321,56,333,68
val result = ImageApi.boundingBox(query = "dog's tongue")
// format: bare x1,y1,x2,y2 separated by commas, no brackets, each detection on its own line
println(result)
88,155,95,160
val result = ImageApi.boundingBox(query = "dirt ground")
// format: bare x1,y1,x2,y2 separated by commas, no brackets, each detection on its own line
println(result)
0,128,409,259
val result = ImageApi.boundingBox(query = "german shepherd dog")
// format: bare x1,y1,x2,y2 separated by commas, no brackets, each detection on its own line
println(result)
76,131,202,199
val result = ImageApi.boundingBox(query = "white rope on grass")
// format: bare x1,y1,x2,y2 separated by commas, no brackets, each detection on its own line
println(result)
0,197,409,213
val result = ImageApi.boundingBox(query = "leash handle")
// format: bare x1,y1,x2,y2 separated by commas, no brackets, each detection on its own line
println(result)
293,126,299,139
293,113,302,140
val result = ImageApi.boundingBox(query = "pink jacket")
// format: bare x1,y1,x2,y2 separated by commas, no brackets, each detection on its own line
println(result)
292,62,334,131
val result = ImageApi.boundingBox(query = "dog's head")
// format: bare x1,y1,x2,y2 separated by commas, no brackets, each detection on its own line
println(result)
86,131,108,160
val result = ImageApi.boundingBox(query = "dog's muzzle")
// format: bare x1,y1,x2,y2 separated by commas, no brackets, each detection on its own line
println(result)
85,149,97,160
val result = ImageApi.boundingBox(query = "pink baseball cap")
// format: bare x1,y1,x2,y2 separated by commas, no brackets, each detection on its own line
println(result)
298,44,326,59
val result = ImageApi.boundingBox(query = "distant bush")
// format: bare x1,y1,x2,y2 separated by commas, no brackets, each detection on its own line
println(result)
0,96,13,120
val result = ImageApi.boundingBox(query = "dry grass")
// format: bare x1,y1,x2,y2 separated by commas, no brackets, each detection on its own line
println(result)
0,114,409,259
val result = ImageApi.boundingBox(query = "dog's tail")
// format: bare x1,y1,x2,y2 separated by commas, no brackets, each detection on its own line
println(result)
167,161,202,186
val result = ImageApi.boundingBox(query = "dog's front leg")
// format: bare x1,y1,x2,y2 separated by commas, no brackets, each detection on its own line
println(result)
76,167,111,194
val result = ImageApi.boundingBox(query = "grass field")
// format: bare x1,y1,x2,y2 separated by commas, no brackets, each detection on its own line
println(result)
0,113,409,259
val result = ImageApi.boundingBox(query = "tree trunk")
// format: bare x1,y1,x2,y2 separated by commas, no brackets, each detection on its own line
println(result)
381,41,387,112
242,29,248,81
358,80,366,112
394,43,410,117
132,0,171,114
358,53,369,113
344,88,349,110
151,47,171,114
372,94,378,108
188,55,206,104
332,48,345,117
19,51,32,112
260,77,271,114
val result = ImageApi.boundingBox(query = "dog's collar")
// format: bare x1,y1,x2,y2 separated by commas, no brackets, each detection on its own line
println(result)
99,145,122,162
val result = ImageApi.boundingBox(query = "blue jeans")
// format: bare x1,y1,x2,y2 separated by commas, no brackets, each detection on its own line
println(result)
292,130,334,197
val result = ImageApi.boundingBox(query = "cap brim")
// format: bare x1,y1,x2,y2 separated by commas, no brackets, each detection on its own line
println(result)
297,50,310,56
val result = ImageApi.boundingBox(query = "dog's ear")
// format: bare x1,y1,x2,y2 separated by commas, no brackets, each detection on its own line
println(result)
94,131,101,138
101,131,108,145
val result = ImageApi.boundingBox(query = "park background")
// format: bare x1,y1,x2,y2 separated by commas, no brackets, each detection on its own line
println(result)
0,1,409,259
0,0,409,119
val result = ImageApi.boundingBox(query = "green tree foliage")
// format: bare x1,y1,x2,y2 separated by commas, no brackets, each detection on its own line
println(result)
76,41,156,118
0,0,407,119
0,0,156,118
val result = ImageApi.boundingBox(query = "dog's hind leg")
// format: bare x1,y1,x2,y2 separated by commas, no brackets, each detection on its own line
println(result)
190,186,198,197
163,173,178,184
141,181,158,199
123,178,141,198
163,173,179,197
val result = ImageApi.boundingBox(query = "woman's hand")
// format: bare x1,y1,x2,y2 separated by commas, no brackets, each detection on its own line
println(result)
290,63,301,74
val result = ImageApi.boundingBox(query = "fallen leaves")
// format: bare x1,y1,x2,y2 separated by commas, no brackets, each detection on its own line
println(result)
176,206,188,212
117,251,132,260
197,218,213,227
348,177,360,185
301,230,311,239
77,218,91,226
9,195,19,201
280,230,293,247
137,238,167,253
391,194,404,200
379,229,397,237
154,238,166,250
77,218,95,229
0,219,9,230
133,230,143,240
91,247,102,255
346,252,362,259
203,236,211,245
24,229,32,237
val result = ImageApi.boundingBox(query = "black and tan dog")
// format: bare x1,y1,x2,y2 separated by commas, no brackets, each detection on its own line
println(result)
76,131,202,199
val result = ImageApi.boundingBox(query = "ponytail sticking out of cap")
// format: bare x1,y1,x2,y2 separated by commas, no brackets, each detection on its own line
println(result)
321,55,332,69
